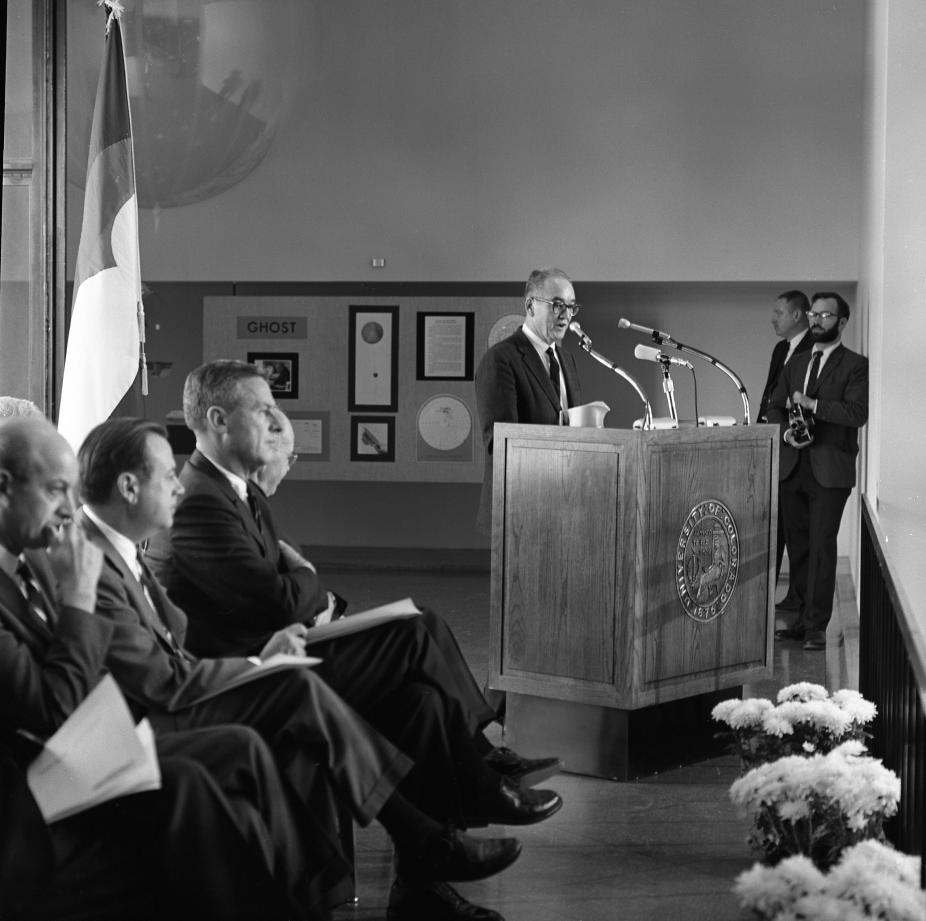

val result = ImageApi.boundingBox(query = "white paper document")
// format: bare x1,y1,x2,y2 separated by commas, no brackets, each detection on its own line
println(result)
305,597,422,646
27,674,161,823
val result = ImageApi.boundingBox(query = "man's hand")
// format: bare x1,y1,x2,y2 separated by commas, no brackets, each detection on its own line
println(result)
259,623,308,659
312,591,338,627
278,539,316,574
783,428,811,450
46,520,103,611
791,390,817,413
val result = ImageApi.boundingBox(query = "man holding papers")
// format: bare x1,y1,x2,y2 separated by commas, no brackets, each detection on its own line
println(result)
0,415,347,920
147,361,562,792
79,415,562,921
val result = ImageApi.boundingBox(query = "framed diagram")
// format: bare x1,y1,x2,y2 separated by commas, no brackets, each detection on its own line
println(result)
416,312,474,380
416,395,474,462
348,306,399,411
350,416,395,462
247,351,299,400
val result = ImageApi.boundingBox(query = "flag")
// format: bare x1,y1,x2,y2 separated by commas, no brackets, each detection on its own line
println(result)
58,9,142,453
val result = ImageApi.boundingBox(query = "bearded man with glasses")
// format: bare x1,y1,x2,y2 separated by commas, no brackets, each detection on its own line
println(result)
474,267,583,536
766,292,869,652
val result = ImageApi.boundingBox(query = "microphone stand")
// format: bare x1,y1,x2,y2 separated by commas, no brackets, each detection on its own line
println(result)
644,330,751,425
658,356,679,426
569,325,653,430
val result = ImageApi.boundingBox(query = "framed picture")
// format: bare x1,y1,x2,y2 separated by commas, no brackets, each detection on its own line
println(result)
348,306,399,412
416,312,474,380
247,351,299,400
350,415,395,462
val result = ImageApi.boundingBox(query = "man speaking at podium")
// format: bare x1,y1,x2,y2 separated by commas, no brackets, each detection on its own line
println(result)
474,267,583,535
767,292,868,652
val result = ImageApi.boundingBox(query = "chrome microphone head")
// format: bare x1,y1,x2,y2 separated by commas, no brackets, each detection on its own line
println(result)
617,318,631,329
568,320,591,345
634,344,662,362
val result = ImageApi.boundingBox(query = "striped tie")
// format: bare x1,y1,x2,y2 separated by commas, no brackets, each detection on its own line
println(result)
16,560,50,625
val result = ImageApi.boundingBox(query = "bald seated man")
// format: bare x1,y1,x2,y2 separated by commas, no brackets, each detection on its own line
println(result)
0,415,346,920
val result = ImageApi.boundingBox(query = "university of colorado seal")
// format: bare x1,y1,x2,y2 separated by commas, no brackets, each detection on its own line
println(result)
676,500,739,623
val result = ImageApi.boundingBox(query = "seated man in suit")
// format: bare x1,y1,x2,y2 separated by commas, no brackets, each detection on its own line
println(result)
254,407,563,787
146,359,561,791
767,292,869,652
0,414,349,921
78,416,555,921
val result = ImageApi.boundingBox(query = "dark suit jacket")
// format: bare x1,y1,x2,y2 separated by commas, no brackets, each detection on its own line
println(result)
146,451,328,657
767,343,869,488
81,512,261,711
474,328,582,531
757,332,813,423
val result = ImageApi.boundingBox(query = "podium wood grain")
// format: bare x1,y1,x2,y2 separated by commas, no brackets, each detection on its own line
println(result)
489,424,777,710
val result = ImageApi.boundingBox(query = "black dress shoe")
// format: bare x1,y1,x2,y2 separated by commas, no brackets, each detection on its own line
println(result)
469,777,563,827
395,829,521,883
774,626,805,641
484,746,563,787
387,879,505,921
802,630,826,651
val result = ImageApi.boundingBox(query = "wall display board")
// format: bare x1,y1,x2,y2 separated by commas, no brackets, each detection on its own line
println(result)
203,296,523,483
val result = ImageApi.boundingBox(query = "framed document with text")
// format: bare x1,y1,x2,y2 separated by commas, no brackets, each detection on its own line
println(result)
416,312,474,381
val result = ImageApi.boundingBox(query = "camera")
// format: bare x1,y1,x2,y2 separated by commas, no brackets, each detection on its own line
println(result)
788,403,815,446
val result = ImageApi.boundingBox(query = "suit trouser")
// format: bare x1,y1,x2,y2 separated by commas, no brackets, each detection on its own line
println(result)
150,669,411,828
779,450,851,634
309,610,501,824
18,725,313,921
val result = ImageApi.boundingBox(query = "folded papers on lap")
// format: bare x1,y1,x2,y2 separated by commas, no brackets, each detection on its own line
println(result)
304,597,422,646
26,675,161,823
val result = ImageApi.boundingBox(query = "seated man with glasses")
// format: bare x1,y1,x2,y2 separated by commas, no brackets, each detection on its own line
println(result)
474,267,583,535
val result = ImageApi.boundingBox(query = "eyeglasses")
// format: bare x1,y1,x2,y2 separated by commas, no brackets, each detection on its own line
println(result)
806,310,838,322
531,296,581,317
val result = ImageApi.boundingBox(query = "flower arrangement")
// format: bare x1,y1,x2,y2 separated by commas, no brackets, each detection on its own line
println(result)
729,741,901,869
734,840,925,920
712,683,877,770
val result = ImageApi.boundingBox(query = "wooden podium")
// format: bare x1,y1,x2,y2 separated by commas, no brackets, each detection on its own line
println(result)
488,423,778,779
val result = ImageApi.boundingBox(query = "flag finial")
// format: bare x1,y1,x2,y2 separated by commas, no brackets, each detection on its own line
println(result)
97,0,125,35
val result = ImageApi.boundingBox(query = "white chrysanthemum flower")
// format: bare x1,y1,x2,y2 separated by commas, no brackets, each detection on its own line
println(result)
777,682,829,703
831,688,877,725
778,799,811,821
761,711,795,737
734,856,824,914
711,698,740,723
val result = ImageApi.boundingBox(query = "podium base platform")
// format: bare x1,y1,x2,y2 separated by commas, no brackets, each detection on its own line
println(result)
502,688,739,781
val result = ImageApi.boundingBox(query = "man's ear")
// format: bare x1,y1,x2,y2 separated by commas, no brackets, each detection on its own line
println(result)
205,405,228,433
0,468,13,503
116,471,140,505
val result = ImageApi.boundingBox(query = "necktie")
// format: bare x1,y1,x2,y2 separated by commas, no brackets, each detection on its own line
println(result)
546,347,567,424
137,554,184,657
246,485,264,532
16,560,50,625
806,350,822,399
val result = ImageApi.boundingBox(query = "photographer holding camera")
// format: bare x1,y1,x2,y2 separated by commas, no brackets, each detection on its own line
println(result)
767,292,869,652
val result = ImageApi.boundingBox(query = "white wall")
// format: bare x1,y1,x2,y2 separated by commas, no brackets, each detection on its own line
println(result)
860,0,926,609
66,0,865,283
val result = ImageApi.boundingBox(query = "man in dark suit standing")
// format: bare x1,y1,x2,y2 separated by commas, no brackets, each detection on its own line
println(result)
767,292,869,651
0,414,350,921
474,267,582,535
757,290,813,612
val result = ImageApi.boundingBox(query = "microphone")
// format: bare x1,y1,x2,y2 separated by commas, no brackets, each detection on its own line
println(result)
634,344,693,369
618,318,673,341
568,320,592,348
